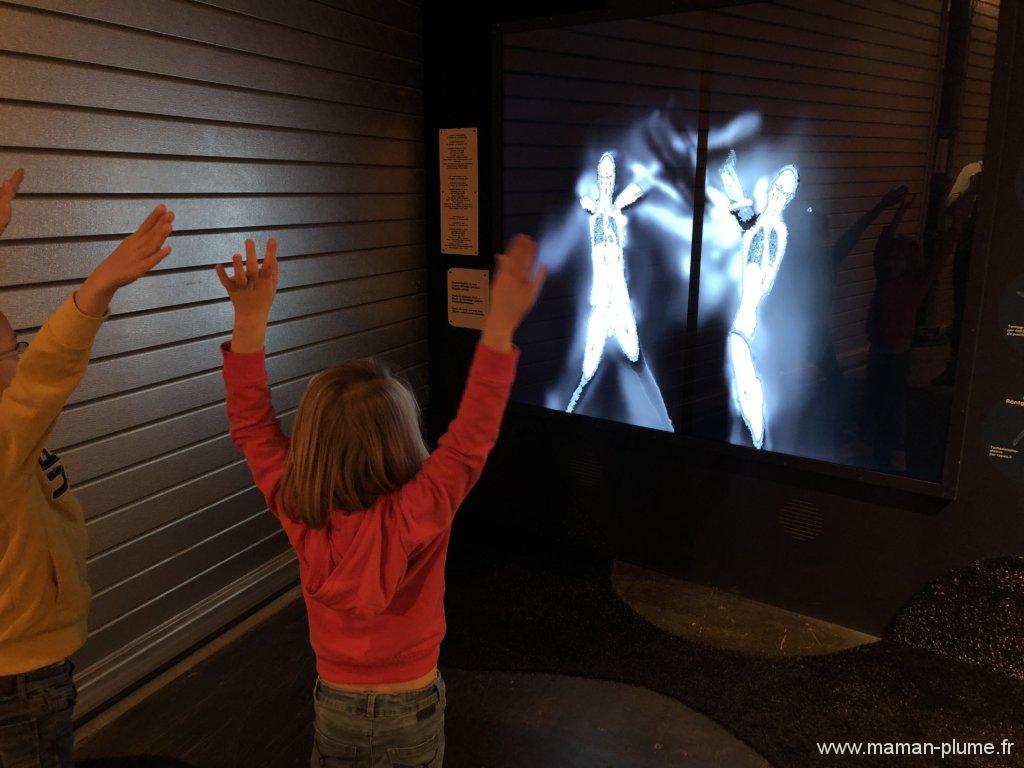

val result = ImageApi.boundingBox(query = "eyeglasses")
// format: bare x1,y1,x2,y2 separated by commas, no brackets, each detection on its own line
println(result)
0,341,28,362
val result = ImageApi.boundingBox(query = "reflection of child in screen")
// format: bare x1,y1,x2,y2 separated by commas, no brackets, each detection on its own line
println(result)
934,162,982,386
796,186,911,456
864,186,974,472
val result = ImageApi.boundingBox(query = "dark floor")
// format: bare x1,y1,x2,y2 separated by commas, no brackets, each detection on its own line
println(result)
78,538,1024,768
77,613,768,767
436,671,770,767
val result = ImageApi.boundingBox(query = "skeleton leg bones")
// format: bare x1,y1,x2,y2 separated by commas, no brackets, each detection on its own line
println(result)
567,304,611,413
728,330,765,449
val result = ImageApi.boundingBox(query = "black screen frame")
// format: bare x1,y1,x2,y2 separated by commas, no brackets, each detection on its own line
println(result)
491,0,1006,501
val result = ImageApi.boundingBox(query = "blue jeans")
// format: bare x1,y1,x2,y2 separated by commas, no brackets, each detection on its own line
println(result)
0,661,76,768
311,673,445,768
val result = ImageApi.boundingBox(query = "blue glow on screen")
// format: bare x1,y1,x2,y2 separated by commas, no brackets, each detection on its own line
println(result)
524,110,814,450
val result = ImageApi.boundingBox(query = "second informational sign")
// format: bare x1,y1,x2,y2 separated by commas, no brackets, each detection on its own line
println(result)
986,273,1024,480
447,268,490,330
439,127,479,256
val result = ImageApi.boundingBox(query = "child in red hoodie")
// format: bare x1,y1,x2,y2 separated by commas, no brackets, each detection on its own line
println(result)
218,234,545,767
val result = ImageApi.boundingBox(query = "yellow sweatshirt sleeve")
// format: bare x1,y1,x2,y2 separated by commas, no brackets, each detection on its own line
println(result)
0,294,106,485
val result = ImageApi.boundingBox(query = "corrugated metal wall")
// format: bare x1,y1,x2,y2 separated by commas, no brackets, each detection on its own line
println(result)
0,0,424,714
504,0,946,410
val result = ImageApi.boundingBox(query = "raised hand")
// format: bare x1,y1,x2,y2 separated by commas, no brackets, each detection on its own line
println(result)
216,238,279,316
77,204,175,316
216,238,279,354
0,168,25,235
482,234,547,353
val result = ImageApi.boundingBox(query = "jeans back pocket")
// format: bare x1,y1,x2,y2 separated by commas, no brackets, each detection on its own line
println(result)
312,728,361,767
386,732,440,768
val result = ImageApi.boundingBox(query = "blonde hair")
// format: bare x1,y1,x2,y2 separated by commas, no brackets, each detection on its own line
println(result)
281,359,428,528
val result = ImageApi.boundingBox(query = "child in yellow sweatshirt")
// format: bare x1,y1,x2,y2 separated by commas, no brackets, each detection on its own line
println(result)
0,167,176,766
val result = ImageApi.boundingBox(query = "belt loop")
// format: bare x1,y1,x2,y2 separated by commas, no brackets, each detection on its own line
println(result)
365,692,374,718
16,673,28,702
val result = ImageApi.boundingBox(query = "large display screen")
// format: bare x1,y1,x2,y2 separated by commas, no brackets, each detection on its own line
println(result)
502,0,998,483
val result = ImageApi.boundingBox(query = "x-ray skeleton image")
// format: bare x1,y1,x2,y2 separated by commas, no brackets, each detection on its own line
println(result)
720,150,799,449
566,152,673,431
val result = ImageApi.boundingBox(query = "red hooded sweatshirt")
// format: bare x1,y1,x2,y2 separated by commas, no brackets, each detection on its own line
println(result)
221,341,518,684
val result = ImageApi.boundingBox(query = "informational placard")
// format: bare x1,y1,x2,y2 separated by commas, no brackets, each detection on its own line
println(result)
439,127,479,256
983,397,1024,481
447,268,489,330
